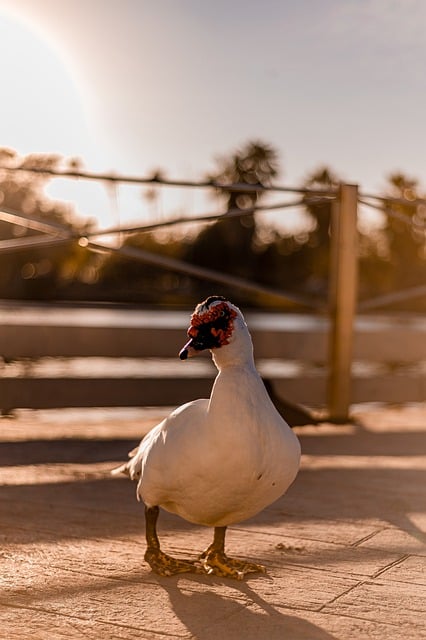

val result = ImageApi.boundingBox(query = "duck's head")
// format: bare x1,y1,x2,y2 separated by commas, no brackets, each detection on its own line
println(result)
179,296,240,360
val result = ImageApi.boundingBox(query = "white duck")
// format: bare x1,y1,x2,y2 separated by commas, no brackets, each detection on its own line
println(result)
113,296,301,579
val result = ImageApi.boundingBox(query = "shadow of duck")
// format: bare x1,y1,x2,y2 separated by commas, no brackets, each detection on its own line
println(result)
159,575,336,640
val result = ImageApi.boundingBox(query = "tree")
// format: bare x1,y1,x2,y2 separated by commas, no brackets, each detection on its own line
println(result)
295,166,340,298
382,173,425,292
0,148,94,300
96,230,193,305
184,140,280,302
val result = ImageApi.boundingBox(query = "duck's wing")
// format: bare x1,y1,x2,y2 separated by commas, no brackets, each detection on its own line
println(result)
111,398,209,481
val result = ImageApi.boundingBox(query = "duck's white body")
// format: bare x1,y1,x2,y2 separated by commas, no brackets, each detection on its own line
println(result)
123,304,301,527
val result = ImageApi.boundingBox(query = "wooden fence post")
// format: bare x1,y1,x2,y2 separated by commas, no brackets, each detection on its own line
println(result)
328,183,359,422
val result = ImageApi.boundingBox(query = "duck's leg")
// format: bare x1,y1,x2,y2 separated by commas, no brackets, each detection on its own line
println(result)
199,526,266,580
144,506,201,576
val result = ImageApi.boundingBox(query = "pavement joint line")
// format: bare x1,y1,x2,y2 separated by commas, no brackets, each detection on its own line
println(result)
32,563,152,585
251,600,326,614
1,599,187,639
315,606,406,629
370,553,411,580
321,576,425,628
93,617,188,638
231,525,371,548
350,527,389,547
262,556,368,575
317,577,365,613
0,600,93,622
266,560,385,579
0,525,145,547
265,510,388,529
230,525,348,545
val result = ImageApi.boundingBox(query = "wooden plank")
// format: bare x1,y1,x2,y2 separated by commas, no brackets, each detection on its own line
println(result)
0,323,330,360
251,327,328,362
2,320,424,362
1,303,424,363
328,184,359,421
0,325,184,359
0,377,213,410
353,318,426,362
1,372,423,411
352,373,425,404
0,375,326,410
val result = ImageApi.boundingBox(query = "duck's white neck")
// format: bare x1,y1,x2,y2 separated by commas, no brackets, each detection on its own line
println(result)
210,314,255,371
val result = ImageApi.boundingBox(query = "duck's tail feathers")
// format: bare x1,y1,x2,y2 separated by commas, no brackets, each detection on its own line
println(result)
111,462,130,477
111,443,141,477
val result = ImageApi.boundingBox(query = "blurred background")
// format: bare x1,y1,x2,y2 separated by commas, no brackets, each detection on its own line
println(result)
0,0,424,311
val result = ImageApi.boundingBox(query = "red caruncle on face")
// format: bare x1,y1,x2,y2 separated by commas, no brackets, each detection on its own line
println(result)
188,302,237,348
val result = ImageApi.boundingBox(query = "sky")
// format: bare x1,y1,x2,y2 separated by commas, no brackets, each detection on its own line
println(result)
0,0,425,230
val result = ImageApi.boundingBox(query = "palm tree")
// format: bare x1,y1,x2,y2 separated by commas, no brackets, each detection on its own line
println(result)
382,173,426,292
185,140,280,294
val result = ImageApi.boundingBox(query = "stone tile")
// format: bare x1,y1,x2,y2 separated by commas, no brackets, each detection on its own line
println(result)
198,603,410,640
227,528,402,578
0,602,188,640
0,406,425,640
247,565,359,612
243,512,382,546
379,555,426,586
324,579,426,631
0,567,192,638
359,527,426,556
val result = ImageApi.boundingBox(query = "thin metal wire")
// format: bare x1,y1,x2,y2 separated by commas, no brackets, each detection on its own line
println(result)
2,165,337,197
360,191,426,207
0,234,72,254
88,198,307,238
86,239,324,310
0,205,322,309
0,197,314,241
5,162,425,204
358,198,423,228
358,285,426,311
0,206,72,237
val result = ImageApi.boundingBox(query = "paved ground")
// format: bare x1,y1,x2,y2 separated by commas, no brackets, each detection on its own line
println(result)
0,405,425,639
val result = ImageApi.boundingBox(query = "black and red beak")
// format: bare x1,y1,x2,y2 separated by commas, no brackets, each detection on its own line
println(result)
179,338,198,360
178,326,220,360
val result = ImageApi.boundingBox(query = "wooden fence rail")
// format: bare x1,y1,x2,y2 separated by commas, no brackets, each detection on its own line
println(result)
0,304,424,415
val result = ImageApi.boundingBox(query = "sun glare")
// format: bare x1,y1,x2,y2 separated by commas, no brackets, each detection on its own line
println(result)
0,11,91,156
0,10,118,224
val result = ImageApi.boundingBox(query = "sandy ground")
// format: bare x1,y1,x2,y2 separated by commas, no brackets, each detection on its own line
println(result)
0,405,425,639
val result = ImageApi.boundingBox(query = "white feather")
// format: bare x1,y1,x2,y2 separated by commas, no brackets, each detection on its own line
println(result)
112,302,300,527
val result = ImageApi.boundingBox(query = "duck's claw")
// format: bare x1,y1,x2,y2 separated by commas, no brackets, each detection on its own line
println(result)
145,548,203,576
199,548,266,580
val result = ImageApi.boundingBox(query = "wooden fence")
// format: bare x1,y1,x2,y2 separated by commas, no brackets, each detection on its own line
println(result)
0,303,424,418
0,179,425,421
